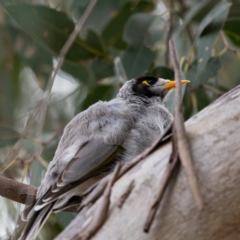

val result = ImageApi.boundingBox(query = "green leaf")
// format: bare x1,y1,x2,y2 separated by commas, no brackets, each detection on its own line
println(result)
0,26,21,124
197,1,231,36
71,0,122,35
148,66,174,80
81,85,118,110
114,57,128,83
85,29,108,55
8,25,53,89
183,86,194,120
124,13,155,47
62,62,96,88
183,87,210,120
223,2,240,47
42,138,60,163
5,3,109,62
0,124,20,147
121,12,155,79
197,1,231,74
195,88,211,111
102,1,154,50
91,59,114,80
175,0,219,37
121,46,155,79
147,17,166,47
186,57,221,86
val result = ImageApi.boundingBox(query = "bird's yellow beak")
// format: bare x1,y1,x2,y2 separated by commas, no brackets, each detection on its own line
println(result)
163,80,190,89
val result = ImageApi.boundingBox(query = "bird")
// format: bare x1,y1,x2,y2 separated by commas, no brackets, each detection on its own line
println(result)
20,75,189,240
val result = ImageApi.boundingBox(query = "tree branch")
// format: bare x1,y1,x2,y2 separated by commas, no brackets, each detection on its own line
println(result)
220,31,239,55
0,176,78,213
0,176,37,205
75,163,121,240
143,126,178,233
169,39,203,209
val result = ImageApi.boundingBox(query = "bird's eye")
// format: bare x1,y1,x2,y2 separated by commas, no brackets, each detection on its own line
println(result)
142,80,151,86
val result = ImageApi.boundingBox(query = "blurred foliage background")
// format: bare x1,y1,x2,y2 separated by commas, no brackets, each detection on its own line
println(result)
0,0,240,239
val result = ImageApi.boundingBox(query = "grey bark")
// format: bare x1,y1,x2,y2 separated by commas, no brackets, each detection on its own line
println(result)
56,85,240,240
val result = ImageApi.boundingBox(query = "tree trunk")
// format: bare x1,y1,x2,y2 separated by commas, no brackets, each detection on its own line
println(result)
55,85,240,240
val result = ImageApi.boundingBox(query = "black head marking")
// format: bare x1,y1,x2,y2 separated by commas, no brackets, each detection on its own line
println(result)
132,75,160,98
135,76,158,86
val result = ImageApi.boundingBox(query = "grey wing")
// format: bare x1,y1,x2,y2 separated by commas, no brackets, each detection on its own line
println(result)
34,139,123,211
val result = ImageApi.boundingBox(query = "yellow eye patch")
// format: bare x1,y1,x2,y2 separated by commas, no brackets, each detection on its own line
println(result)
142,80,150,86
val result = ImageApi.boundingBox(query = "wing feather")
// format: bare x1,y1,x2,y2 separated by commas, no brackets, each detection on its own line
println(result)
34,140,123,210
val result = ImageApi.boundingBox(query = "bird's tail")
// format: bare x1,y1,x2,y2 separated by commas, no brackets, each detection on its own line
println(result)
20,203,54,240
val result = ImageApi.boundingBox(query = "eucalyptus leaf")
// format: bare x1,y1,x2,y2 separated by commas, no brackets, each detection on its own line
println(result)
183,86,193,120
62,62,96,88
223,2,240,47
0,68,17,125
71,0,122,36
5,3,109,62
102,1,154,50
121,12,155,79
91,59,114,80
124,13,155,47
8,26,53,89
197,1,231,36
187,57,221,86
0,27,21,125
81,85,118,111
195,88,211,111
174,0,218,37
148,66,174,80
121,46,155,79
85,29,108,55
197,0,230,74
114,57,128,83
0,124,20,147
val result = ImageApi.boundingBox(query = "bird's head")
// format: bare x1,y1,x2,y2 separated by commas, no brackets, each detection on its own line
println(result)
132,75,190,101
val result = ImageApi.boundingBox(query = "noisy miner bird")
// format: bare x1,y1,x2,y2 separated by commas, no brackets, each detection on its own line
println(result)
20,75,189,240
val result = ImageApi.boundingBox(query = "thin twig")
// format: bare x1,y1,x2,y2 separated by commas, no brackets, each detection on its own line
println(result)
118,180,135,208
165,0,174,66
202,84,224,96
42,127,63,147
22,128,63,167
220,31,239,55
37,156,48,169
1,0,97,172
144,126,178,233
75,163,121,240
169,40,203,210
189,84,224,96
35,0,98,136
80,177,109,210
21,164,30,182
0,158,17,174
